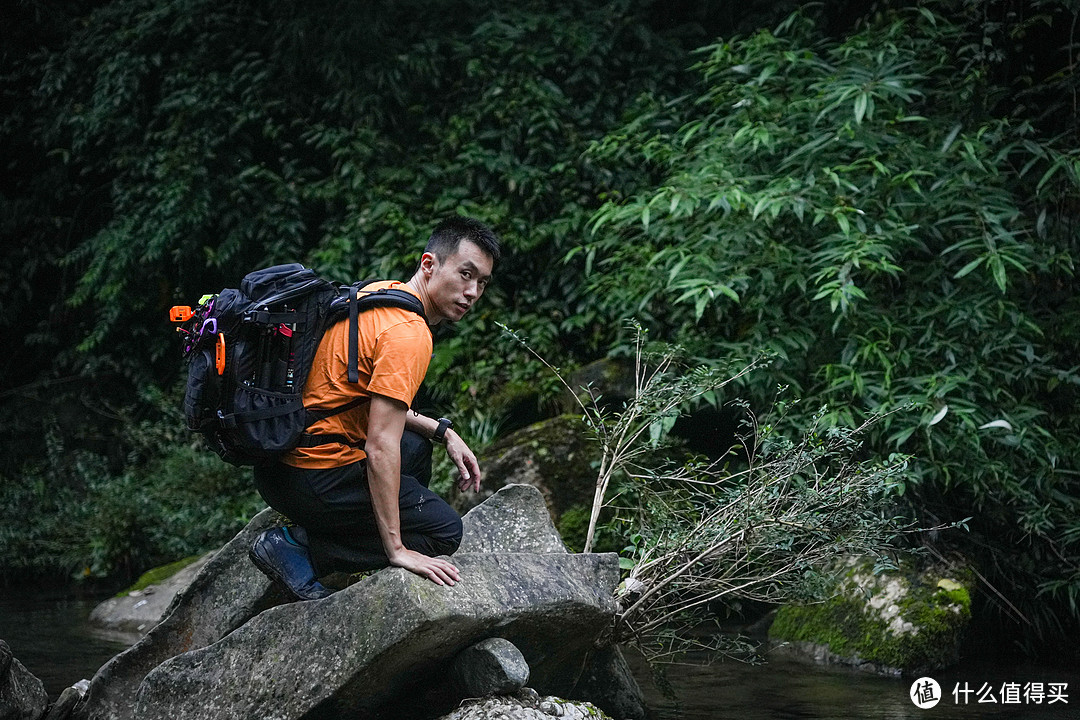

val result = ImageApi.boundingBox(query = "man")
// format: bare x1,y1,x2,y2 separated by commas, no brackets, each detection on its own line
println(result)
249,217,500,600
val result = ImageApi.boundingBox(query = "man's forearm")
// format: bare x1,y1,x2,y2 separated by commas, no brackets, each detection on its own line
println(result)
405,410,439,440
366,440,405,557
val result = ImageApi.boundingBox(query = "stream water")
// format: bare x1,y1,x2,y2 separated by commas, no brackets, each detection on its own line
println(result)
1,591,1076,719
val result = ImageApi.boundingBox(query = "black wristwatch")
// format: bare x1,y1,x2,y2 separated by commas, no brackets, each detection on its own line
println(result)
432,417,454,444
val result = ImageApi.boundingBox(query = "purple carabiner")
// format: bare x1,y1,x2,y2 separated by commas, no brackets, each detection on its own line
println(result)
200,317,218,336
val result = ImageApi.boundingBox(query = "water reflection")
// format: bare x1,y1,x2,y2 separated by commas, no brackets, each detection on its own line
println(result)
625,647,1080,719
0,594,131,696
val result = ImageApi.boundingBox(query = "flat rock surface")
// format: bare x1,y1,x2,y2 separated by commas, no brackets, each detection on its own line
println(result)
88,554,215,635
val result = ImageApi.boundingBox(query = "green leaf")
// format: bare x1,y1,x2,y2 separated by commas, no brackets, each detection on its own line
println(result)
717,284,740,303
836,213,850,235
989,255,1007,292
953,257,984,279
1036,160,1063,194
854,92,868,124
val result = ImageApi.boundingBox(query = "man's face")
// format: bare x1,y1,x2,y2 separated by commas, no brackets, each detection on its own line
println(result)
425,239,493,324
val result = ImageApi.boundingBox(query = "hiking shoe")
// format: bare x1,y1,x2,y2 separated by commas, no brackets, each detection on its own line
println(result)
249,527,333,601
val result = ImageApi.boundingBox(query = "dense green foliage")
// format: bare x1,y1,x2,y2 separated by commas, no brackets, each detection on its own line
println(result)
2,0,692,580
580,3,1080,649
1,0,1077,656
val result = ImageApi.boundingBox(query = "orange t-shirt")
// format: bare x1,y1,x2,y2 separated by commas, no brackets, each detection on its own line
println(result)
282,281,431,469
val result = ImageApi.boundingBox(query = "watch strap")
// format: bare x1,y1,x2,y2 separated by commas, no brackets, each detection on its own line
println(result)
432,417,453,443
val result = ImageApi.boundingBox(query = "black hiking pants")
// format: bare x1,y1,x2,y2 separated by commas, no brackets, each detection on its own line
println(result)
253,430,463,576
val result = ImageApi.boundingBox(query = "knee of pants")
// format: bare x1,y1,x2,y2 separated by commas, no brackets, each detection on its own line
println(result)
400,430,433,484
400,429,433,464
434,514,463,556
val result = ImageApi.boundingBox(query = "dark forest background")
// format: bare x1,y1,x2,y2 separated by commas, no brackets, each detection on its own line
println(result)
2,0,1077,660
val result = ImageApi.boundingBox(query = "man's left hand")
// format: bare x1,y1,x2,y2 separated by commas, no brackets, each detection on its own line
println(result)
445,430,482,493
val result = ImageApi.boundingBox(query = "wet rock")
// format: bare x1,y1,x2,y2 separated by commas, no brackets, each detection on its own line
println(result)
77,508,281,720
450,638,531,697
43,680,89,720
0,639,48,720
768,557,974,675
569,644,647,720
88,554,214,636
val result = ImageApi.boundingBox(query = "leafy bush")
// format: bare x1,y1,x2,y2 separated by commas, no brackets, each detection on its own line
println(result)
0,400,261,581
509,323,921,662
1,0,690,580
580,5,1080,646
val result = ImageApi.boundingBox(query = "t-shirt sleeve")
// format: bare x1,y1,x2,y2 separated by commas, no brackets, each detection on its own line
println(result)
367,318,431,406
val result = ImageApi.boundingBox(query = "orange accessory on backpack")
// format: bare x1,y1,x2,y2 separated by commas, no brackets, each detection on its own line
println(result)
216,333,226,375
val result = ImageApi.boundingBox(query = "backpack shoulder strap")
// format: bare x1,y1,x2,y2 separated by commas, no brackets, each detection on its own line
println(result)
345,280,429,384
348,281,362,383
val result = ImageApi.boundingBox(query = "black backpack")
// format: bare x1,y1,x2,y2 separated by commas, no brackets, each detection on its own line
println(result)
170,264,426,466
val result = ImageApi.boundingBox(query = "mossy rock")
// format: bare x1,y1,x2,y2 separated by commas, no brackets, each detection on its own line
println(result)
118,555,204,597
559,358,637,414
461,415,601,532
768,557,974,675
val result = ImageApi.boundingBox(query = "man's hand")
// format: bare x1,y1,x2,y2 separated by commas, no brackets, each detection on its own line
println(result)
370,395,463,587
445,430,482,493
388,547,461,586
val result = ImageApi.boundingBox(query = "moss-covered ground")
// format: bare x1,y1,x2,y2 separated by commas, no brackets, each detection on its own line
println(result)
769,562,973,673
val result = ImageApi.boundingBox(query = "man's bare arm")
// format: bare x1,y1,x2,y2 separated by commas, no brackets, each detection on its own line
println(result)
405,411,482,492
366,394,461,585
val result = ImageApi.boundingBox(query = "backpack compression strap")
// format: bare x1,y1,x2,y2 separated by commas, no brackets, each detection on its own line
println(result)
298,396,371,449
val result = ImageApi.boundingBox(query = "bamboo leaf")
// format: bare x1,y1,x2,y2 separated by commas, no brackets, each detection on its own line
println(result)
854,93,867,124
979,419,1014,431
940,123,962,154
953,257,984,279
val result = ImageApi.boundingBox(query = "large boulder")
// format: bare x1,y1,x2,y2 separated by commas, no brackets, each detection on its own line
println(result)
77,508,281,720
78,484,646,720
768,557,974,676
0,639,48,720
134,550,619,720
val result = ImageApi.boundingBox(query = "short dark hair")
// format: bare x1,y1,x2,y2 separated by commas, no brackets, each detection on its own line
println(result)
425,217,501,266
